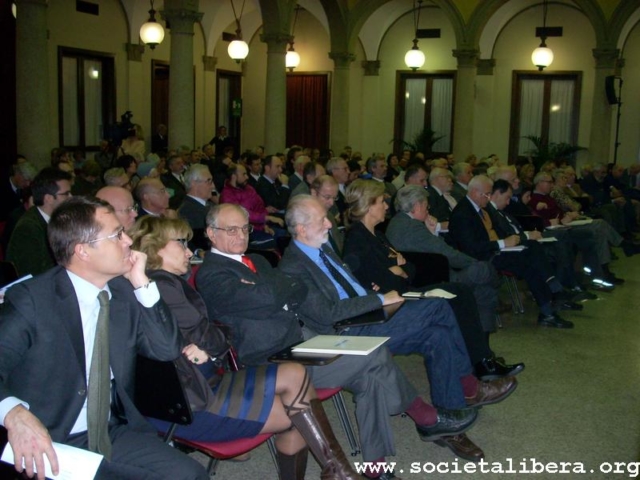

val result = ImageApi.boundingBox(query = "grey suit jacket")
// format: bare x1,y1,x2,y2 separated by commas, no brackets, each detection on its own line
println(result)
386,212,476,270
278,242,382,334
0,267,180,442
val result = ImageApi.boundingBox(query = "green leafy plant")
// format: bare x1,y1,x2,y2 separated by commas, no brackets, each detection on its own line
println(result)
392,127,446,156
523,135,586,169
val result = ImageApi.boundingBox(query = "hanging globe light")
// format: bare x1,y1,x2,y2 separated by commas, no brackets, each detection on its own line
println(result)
228,39,249,62
405,40,425,71
286,44,301,71
139,0,164,50
531,41,554,71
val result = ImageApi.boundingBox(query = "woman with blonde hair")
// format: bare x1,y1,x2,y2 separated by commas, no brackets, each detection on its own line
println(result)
130,216,362,480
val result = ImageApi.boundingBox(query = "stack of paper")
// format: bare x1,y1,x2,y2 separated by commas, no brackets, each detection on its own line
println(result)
292,335,390,355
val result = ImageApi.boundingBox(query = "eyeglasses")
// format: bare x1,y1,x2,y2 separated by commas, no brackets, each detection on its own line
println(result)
481,192,491,199
54,191,72,199
115,203,138,214
150,188,167,195
171,238,189,249
211,224,254,236
319,194,338,201
88,226,126,244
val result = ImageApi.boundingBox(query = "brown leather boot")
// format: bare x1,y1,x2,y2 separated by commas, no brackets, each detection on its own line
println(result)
289,399,364,480
277,447,309,480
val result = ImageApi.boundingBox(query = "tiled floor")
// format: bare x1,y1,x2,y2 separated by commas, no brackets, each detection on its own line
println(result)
192,247,640,479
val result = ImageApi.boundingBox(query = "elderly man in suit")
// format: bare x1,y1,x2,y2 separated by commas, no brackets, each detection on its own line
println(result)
0,196,207,480
451,163,473,202
427,168,457,223
385,185,522,378
449,175,574,329
279,196,519,462
160,154,187,210
177,164,218,252
196,203,483,473
310,175,344,256
96,186,139,231
6,168,73,277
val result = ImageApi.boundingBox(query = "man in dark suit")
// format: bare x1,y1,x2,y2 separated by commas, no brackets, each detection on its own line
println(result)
280,196,519,461
449,175,573,329
136,178,172,218
451,162,473,202
427,168,458,224
178,165,217,252
326,157,350,220
6,168,73,277
208,125,233,156
160,154,187,210
288,155,310,191
0,161,36,222
197,203,481,470
246,154,262,189
150,124,168,153
0,196,207,480
309,175,344,256
255,155,290,217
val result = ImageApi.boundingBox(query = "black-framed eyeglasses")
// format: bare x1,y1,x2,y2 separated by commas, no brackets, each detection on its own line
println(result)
211,224,254,236
172,238,189,249
88,226,126,244
54,190,72,199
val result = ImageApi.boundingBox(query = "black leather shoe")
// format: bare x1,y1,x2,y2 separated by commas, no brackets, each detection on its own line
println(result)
435,434,485,462
604,274,625,285
415,408,478,441
537,313,574,329
621,240,640,257
475,357,525,381
570,286,598,301
590,280,615,292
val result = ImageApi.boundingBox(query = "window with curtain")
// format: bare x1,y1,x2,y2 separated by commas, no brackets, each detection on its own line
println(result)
394,72,455,156
509,72,581,161
286,73,330,149
58,48,115,150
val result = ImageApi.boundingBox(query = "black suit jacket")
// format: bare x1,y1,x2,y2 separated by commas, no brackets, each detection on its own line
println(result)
342,221,415,294
0,267,180,442
278,242,383,335
196,252,306,366
486,203,528,242
426,186,453,222
177,196,211,251
0,179,23,222
161,172,186,210
255,176,290,212
6,206,55,277
449,197,501,261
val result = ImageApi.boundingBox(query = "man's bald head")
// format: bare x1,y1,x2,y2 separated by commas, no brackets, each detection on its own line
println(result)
96,186,138,230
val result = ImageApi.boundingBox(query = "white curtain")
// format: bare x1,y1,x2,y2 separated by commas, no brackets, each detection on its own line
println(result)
217,77,230,131
403,78,426,145
548,80,574,145
62,57,79,146
518,79,544,156
431,78,453,152
84,60,103,146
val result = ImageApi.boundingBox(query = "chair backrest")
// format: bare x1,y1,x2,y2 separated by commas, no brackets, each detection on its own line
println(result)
400,251,450,287
135,356,193,426
246,248,281,267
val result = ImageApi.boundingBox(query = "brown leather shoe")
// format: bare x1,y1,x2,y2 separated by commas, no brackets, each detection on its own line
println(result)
435,434,485,462
466,376,518,407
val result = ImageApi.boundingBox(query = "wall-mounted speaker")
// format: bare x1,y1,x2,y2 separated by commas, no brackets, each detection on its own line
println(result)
605,76,620,105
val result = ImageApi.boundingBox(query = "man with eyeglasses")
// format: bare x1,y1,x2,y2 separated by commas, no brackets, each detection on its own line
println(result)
0,196,209,480
198,203,481,475
177,165,219,252
309,175,344,256
97,186,139,231
427,167,458,224
449,175,574,329
7,167,73,277
135,178,173,219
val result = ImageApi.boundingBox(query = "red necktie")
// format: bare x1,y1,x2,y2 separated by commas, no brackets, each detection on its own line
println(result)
241,255,257,273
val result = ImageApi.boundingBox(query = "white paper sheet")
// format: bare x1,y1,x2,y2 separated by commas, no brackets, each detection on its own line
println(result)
1,441,103,480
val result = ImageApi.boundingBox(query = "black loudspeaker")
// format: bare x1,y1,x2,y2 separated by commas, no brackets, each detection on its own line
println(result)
605,76,619,105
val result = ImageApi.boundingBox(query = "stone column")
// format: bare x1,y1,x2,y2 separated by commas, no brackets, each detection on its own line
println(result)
261,33,289,153
161,1,203,150
329,52,355,153
452,48,478,161
589,48,619,163
16,0,51,168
